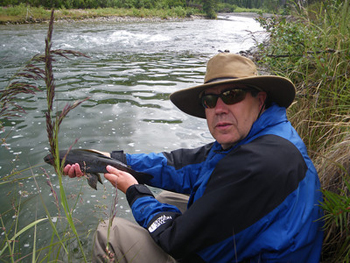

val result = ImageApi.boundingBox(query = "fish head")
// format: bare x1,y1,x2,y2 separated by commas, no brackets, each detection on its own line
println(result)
44,154,54,165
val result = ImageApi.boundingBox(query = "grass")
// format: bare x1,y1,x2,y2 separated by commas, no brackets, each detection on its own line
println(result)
0,4,201,24
256,0,350,261
234,7,263,14
0,4,50,23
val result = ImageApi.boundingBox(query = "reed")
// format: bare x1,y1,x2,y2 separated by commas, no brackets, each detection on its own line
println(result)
256,0,350,261
0,9,93,262
37,10,91,262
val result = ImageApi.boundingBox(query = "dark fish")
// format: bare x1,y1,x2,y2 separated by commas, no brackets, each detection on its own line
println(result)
44,149,153,190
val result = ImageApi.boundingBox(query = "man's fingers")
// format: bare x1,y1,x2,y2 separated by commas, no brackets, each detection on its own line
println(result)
73,163,84,177
106,165,120,174
63,163,84,178
104,172,118,187
63,164,72,175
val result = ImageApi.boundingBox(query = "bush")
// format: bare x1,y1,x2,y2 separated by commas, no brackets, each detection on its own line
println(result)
202,0,216,19
216,3,236,13
172,6,186,17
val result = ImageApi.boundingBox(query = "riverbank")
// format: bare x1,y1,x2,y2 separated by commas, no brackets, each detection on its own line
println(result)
0,6,201,24
0,5,268,25
53,14,204,24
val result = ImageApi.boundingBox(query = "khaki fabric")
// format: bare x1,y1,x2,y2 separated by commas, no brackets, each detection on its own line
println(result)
155,190,189,214
92,191,189,263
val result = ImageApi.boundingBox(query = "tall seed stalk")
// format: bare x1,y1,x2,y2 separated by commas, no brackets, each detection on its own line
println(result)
1,8,91,261
43,9,89,263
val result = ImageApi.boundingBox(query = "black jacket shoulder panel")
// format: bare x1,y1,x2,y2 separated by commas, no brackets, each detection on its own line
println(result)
192,134,308,245
162,143,214,170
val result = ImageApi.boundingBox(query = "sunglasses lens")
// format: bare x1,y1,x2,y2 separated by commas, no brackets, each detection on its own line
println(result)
221,89,246,105
201,95,218,108
201,89,248,109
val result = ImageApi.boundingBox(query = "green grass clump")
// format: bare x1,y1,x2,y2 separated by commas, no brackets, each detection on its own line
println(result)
256,0,350,262
0,3,50,23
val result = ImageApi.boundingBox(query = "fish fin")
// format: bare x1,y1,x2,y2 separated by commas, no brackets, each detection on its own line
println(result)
85,173,98,190
81,149,113,160
96,173,103,184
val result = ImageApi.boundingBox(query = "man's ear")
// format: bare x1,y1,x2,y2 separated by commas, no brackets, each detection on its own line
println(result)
258,92,267,110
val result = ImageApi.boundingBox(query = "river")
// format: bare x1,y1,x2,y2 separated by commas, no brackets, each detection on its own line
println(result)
0,13,265,261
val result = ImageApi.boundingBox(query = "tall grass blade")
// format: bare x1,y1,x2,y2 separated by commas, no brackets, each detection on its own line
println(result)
32,211,37,263
0,218,48,257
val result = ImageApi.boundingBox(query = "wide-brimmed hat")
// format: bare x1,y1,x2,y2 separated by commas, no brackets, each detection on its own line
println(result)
170,53,296,118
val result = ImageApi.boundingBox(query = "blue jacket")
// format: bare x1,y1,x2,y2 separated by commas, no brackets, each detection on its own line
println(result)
117,104,323,262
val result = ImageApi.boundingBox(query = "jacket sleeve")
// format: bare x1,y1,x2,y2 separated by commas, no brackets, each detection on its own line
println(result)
125,135,322,262
124,143,213,194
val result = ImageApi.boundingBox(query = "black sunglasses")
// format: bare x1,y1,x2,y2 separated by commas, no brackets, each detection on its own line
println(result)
201,88,256,109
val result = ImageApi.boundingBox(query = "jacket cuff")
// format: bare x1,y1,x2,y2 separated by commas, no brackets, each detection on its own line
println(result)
110,150,127,164
126,184,154,206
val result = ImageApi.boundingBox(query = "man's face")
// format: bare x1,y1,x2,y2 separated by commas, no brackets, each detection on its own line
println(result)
203,84,266,150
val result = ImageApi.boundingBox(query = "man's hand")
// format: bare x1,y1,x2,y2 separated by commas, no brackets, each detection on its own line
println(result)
104,165,138,193
63,163,84,178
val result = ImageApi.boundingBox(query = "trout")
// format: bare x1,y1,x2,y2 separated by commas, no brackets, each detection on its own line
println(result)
44,149,153,190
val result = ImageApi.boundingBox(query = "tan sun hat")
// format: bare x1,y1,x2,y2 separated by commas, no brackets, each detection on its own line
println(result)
170,52,296,118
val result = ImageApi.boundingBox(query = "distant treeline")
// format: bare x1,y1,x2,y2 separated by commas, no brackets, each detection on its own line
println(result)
0,0,332,19
0,0,188,9
0,0,319,10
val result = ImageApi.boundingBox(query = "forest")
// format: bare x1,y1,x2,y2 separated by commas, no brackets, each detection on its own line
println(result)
0,0,327,12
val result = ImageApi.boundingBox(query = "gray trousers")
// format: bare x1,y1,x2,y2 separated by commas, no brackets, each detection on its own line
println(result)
92,191,189,263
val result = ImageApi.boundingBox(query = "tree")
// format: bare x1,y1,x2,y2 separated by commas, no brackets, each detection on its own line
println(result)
202,0,217,18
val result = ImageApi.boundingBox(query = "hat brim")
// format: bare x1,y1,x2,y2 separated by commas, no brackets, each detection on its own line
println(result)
170,75,296,118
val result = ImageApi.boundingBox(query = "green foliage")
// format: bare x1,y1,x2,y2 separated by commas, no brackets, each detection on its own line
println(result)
256,15,310,70
171,6,187,17
0,0,301,23
164,0,186,8
202,0,217,18
217,2,237,12
320,173,350,261
0,0,290,14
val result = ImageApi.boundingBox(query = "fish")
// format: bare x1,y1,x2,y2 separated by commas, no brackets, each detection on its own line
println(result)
44,149,153,190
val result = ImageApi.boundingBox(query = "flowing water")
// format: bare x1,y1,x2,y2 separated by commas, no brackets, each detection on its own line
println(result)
0,13,265,261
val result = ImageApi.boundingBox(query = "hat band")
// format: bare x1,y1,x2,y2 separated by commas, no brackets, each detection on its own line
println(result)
204,77,263,92
204,77,237,84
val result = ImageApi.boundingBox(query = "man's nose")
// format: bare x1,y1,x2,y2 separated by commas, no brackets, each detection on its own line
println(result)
214,97,228,114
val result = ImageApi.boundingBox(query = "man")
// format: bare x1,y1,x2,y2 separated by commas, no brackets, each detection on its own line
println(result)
64,53,323,262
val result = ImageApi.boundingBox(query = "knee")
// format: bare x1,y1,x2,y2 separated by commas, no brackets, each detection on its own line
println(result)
93,218,122,262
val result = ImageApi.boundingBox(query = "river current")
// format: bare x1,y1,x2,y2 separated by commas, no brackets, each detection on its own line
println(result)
0,13,265,261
